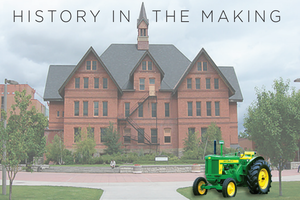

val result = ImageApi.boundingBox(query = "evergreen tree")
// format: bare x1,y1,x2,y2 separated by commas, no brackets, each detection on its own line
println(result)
103,122,122,155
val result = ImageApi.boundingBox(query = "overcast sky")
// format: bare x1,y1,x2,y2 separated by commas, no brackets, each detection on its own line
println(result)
0,0,299,133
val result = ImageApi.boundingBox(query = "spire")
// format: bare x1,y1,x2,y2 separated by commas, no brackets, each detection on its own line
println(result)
137,2,149,50
137,2,149,28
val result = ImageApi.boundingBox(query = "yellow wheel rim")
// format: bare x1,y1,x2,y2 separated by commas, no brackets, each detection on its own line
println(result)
198,181,206,195
227,182,236,196
258,168,269,189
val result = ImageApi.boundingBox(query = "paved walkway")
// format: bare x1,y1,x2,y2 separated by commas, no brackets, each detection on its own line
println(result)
1,169,300,200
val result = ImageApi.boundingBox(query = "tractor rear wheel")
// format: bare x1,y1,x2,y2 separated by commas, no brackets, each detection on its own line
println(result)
193,177,208,196
222,178,237,197
247,159,272,194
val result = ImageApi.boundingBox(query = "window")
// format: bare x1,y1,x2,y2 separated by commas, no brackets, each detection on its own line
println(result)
83,101,88,116
140,78,145,90
103,78,108,89
62,111,64,117
142,61,146,70
75,78,80,88
138,128,144,143
215,101,220,116
148,61,152,70
86,61,91,70
57,111,59,117
125,103,130,117
103,101,108,116
88,127,94,139
187,78,192,89
164,128,171,143
206,102,211,116
203,62,208,71
152,103,157,117
94,78,99,89
84,78,89,88
140,29,146,36
214,78,219,89
196,102,201,116
92,61,97,70
197,62,202,71
100,128,106,143
206,78,210,89
165,103,170,117
151,129,157,144
74,127,81,143
196,78,200,89
74,101,79,116
149,78,155,84
124,128,131,143
1,96,4,110
94,101,99,116
138,103,143,117
188,127,195,135
188,102,193,116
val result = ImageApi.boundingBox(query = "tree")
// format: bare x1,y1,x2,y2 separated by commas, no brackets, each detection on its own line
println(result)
74,127,96,164
182,130,202,160
103,122,122,155
0,90,48,200
46,133,64,164
244,78,300,196
201,122,222,159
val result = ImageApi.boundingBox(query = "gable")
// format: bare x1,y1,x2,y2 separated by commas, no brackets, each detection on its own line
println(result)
174,48,235,97
58,47,122,97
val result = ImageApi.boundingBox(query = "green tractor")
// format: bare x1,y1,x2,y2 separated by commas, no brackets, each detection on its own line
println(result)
193,140,272,198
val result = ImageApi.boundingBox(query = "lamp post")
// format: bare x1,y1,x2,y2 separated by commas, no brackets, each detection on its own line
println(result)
2,79,19,195
295,78,300,162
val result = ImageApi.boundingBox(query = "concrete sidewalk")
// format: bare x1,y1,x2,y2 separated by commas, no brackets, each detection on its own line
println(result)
1,169,300,200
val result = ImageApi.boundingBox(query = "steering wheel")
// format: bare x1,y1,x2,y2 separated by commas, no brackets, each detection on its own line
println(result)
236,147,245,158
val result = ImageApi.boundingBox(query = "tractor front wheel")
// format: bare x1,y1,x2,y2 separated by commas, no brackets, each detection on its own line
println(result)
193,177,208,196
247,159,272,194
222,178,237,197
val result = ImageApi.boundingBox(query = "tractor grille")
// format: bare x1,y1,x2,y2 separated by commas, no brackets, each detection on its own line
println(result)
212,160,219,174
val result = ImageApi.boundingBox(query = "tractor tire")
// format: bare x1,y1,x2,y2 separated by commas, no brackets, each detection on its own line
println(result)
247,159,272,194
193,177,208,196
222,178,237,197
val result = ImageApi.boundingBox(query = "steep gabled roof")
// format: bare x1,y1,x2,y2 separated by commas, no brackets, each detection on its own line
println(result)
44,65,76,101
219,67,243,102
58,47,122,96
137,2,149,27
173,48,235,97
100,44,191,90
129,51,165,78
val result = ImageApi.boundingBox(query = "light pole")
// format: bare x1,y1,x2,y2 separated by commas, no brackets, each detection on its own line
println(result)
2,79,19,195
295,78,300,162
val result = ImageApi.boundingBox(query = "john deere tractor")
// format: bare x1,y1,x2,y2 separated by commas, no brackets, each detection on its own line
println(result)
193,140,272,198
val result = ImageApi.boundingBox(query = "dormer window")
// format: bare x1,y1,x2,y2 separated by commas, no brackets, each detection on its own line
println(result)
142,61,146,70
86,61,91,70
148,61,152,70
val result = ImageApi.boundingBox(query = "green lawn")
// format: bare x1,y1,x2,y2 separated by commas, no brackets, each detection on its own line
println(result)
177,181,300,200
0,186,103,200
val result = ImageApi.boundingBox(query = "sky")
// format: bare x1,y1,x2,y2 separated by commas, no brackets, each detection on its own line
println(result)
0,0,299,133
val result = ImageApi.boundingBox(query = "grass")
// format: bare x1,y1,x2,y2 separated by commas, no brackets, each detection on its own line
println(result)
50,162,203,167
177,181,300,200
0,186,103,200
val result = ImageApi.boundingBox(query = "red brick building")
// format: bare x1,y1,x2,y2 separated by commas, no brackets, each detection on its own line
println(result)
1,84,46,119
44,3,243,156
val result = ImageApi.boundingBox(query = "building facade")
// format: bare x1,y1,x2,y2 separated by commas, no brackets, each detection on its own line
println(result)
44,3,243,156
0,84,46,119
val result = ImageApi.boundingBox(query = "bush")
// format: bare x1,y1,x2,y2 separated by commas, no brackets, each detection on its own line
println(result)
63,149,74,165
